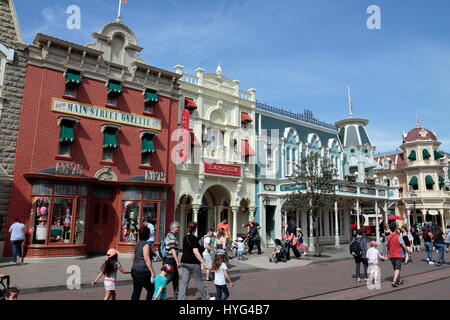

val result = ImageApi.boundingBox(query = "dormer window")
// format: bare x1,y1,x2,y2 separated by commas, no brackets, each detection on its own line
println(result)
64,71,81,97
107,81,122,106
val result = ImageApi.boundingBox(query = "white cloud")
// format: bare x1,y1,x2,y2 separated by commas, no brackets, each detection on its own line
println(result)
42,7,55,23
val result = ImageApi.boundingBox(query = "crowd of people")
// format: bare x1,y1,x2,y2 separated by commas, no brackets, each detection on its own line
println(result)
350,222,449,288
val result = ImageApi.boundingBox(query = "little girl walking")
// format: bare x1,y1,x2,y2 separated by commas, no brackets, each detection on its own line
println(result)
151,264,174,300
92,249,130,300
366,241,387,285
296,228,307,256
212,249,233,300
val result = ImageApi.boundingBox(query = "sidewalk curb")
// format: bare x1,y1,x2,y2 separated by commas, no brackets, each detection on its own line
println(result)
18,266,266,295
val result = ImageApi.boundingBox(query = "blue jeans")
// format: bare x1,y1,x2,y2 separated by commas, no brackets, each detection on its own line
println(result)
237,250,243,260
424,241,433,261
216,284,229,300
434,243,446,264
10,240,23,263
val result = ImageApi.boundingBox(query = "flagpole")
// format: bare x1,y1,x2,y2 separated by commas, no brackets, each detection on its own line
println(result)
347,86,353,118
117,0,122,20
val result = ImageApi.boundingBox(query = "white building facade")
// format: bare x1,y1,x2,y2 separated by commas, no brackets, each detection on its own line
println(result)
174,64,257,241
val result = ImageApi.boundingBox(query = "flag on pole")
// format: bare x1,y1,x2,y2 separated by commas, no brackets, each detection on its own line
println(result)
347,86,353,116
122,0,127,4
118,0,127,19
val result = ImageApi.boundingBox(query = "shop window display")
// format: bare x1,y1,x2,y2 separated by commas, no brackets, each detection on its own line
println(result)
50,198,74,243
75,199,87,244
143,202,158,224
121,201,140,243
31,197,50,244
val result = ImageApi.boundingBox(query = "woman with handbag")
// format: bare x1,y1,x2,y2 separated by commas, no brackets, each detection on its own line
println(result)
284,220,301,260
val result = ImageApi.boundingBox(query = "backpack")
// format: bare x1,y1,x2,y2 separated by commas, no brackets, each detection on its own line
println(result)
158,232,173,259
349,238,362,257
198,235,207,253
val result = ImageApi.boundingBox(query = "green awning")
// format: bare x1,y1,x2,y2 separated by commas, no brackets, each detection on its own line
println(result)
65,72,81,86
425,175,435,185
422,149,431,159
59,122,74,143
142,135,155,154
103,129,118,148
144,91,159,104
408,176,418,186
439,176,444,185
434,150,444,159
407,150,416,160
108,82,122,95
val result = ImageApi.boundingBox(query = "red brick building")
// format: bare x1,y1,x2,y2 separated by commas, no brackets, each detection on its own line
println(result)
3,19,181,258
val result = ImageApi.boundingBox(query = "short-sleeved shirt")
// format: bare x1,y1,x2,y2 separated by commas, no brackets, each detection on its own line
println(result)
9,223,25,241
104,261,121,281
147,224,156,242
204,236,211,254
214,262,228,285
181,234,200,264
152,275,168,300
164,232,178,260
217,223,230,239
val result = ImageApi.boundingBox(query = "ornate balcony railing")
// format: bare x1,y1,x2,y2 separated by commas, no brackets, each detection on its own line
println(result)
256,102,337,130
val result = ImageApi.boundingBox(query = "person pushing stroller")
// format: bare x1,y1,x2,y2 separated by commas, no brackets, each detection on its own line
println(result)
269,239,287,263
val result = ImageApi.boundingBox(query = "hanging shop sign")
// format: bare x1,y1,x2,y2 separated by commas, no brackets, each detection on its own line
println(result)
360,187,376,195
280,183,307,192
338,185,357,194
52,98,162,131
204,163,241,176
55,162,83,176
145,170,166,182
179,109,190,164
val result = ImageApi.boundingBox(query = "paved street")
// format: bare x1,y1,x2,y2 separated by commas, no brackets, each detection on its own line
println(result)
12,251,450,300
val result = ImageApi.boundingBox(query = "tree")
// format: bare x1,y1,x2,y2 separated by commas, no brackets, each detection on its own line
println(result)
283,152,337,256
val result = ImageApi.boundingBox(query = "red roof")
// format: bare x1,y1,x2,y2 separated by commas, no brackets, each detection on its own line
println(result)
241,112,253,123
241,140,256,156
185,97,197,110
404,127,437,143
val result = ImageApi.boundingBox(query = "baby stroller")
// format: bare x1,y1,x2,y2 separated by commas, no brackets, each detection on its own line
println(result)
269,239,287,263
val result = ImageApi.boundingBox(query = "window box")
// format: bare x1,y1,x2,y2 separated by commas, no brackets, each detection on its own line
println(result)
345,175,357,183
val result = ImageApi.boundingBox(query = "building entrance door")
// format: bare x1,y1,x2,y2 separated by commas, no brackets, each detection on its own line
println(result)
88,199,115,254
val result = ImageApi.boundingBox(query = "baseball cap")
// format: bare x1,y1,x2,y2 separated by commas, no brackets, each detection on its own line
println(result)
370,241,377,246
106,248,119,257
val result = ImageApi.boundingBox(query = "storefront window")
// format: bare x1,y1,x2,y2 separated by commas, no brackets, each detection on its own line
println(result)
143,188,160,200
31,197,50,244
54,183,77,195
143,202,158,223
50,198,74,243
75,199,87,244
124,186,140,199
32,180,51,195
121,201,140,243
79,184,88,197
159,202,166,242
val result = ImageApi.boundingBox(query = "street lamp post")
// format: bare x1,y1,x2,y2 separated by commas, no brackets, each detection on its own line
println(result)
410,191,417,225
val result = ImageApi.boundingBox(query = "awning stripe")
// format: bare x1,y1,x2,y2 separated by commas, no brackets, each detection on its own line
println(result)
103,129,118,148
59,122,74,143
185,97,198,110
241,140,256,156
241,112,253,123
142,135,155,154
65,72,81,86
145,91,159,104
108,82,123,95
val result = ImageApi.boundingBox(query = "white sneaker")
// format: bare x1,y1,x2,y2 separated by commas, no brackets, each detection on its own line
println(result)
426,258,429,261
303,252,307,256
209,297,216,300
428,261,435,265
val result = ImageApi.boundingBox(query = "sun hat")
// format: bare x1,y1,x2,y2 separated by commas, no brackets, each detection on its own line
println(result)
216,249,226,256
106,248,119,258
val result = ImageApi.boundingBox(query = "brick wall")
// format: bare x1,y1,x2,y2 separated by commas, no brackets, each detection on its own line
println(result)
3,64,178,256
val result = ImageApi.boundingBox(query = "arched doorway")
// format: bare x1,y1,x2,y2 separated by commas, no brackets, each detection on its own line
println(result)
200,185,231,238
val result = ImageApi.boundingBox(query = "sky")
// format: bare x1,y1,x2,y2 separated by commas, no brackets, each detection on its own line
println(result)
13,0,450,153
